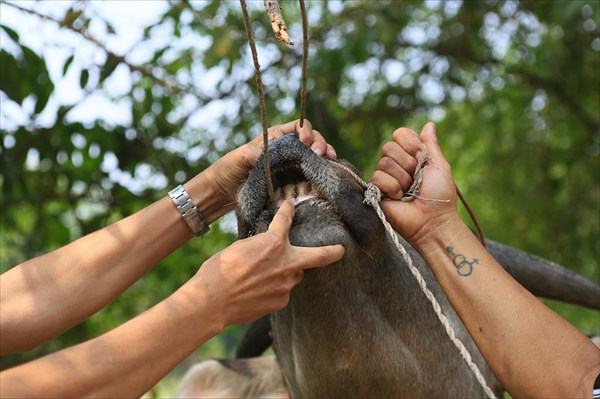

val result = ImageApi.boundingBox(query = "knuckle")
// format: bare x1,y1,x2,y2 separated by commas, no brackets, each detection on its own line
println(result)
377,156,395,171
370,170,387,187
272,234,287,248
318,253,329,267
381,142,397,157
264,231,285,249
301,119,312,131
393,128,417,142
238,143,257,160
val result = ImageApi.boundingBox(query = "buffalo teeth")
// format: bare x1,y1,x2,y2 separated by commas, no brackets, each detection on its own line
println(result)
283,184,296,200
297,182,307,197
272,181,318,207
272,187,283,203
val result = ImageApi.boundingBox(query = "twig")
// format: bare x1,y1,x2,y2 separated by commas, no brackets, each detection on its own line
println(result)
298,0,308,128
263,0,293,45
2,0,209,100
240,0,275,205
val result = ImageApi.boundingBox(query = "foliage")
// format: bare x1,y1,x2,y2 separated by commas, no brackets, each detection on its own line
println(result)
1,0,598,381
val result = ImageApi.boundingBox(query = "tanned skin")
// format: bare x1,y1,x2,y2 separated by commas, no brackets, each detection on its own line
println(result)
371,122,599,398
0,120,344,398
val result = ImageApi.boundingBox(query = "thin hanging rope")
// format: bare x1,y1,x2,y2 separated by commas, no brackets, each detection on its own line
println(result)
457,186,486,246
298,0,308,128
332,154,497,399
240,0,275,205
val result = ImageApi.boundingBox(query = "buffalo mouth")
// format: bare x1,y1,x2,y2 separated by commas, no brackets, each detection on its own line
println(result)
268,164,321,209
236,134,343,239
236,134,384,249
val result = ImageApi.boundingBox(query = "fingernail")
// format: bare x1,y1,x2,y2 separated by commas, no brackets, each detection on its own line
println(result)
327,148,337,159
311,144,325,157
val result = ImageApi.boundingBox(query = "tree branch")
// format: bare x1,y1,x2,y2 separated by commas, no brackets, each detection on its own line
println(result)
263,0,293,45
1,0,212,102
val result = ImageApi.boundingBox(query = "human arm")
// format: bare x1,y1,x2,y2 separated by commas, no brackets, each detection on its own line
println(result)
371,122,600,398
0,119,333,355
0,201,344,398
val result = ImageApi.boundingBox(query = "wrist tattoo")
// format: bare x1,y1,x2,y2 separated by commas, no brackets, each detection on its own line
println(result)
446,246,479,277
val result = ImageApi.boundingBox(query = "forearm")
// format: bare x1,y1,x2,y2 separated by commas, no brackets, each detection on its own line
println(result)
413,214,600,397
0,280,224,398
0,169,229,354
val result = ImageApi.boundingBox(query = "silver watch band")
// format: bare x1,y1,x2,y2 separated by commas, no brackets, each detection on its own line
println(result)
168,185,209,236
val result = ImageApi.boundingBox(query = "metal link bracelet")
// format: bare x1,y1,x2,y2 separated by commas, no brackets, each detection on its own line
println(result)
167,185,209,237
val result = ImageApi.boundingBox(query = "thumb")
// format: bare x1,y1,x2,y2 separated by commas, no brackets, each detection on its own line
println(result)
294,244,345,270
419,122,445,163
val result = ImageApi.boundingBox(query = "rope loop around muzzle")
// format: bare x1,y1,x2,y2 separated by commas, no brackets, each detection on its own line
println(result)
333,155,497,399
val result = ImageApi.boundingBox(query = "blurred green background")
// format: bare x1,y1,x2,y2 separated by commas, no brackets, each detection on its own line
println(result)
1,0,598,395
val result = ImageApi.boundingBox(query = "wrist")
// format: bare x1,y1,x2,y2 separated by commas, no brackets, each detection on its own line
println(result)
179,275,227,335
410,211,466,253
184,167,231,225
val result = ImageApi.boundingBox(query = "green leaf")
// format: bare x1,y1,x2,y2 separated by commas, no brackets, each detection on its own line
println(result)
62,54,75,77
98,53,121,84
0,24,19,43
0,49,26,104
80,68,89,89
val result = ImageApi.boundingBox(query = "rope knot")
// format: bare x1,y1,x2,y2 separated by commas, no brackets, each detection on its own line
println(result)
363,183,383,207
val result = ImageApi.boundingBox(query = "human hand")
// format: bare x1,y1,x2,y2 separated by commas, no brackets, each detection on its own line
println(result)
370,122,460,246
249,119,337,159
193,200,345,326
205,119,337,211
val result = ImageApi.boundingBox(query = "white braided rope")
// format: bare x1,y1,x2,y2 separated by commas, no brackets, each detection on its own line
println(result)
335,162,497,399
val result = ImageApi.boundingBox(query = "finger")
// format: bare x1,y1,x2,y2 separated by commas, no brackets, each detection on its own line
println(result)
374,157,414,196
268,120,299,140
392,127,424,158
326,144,337,159
419,122,445,162
295,119,313,145
294,244,345,270
268,200,296,237
309,130,327,157
370,169,407,200
237,142,261,168
381,141,418,176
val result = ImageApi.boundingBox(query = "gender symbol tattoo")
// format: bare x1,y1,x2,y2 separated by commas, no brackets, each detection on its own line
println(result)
446,246,479,277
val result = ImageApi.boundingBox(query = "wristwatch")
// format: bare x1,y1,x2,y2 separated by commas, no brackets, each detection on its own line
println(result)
168,185,209,236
